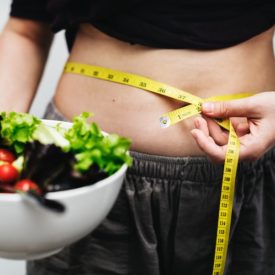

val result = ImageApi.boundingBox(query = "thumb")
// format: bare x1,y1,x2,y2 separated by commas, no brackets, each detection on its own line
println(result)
202,97,256,118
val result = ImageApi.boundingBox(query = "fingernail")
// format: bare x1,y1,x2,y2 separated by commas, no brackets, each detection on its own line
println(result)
203,102,214,113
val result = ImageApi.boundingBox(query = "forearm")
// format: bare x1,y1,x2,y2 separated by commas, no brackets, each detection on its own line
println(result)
0,18,53,112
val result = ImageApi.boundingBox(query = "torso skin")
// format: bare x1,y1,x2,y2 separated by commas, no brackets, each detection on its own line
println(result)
54,25,275,156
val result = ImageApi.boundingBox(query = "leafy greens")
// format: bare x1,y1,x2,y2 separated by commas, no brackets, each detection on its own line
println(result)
0,111,132,178
0,112,41,154
64,112,132,175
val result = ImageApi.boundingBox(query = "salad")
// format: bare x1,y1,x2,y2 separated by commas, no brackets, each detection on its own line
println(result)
0,111,132,197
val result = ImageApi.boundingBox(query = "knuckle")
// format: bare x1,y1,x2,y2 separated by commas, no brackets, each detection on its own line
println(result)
217,102,230,117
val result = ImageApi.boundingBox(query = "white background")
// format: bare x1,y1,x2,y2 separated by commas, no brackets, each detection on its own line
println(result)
0,0,274,274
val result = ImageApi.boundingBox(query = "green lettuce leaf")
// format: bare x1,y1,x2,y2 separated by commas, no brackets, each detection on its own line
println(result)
65,112,132,175
0,112,41,154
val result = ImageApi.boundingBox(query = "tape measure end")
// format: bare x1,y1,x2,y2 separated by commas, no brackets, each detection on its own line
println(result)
160,116,170,128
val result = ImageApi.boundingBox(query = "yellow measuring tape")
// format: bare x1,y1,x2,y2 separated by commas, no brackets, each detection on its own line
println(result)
64,62,251,275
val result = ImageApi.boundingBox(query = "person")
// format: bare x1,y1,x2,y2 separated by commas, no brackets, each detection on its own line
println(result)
0,0,274,274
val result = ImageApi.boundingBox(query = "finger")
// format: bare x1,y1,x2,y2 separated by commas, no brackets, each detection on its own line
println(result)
202,95,260,118
231,117,250,137
191,129,227,163
193,116,229,147
193,116,209,136
204,117,229,146
235,122,250,136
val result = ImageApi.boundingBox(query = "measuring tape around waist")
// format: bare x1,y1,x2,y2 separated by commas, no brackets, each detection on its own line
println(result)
64,62,251,275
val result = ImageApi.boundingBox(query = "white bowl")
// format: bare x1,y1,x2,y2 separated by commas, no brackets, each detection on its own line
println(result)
0,120,127,260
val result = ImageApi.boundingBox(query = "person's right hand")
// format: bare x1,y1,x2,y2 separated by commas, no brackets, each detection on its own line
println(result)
191,91,275,162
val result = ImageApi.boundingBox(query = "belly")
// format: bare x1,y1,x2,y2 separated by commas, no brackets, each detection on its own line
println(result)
54,25,275,156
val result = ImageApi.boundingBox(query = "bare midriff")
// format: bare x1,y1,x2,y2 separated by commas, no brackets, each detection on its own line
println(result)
54,25,275,156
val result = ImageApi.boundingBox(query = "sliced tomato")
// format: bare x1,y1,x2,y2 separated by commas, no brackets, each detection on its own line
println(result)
0,164,19,183
15,179,42,195
0,148,16,163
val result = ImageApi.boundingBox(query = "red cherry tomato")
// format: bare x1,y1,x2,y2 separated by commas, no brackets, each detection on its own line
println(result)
15,179,42,195
0,148,16,163
0,164,19,183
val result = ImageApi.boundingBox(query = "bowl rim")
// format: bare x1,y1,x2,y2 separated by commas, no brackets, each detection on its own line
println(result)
0,119,129,202
0,162,127,202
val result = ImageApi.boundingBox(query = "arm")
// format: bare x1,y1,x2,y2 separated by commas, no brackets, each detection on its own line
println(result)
0,17,53,112
191,92,275,162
